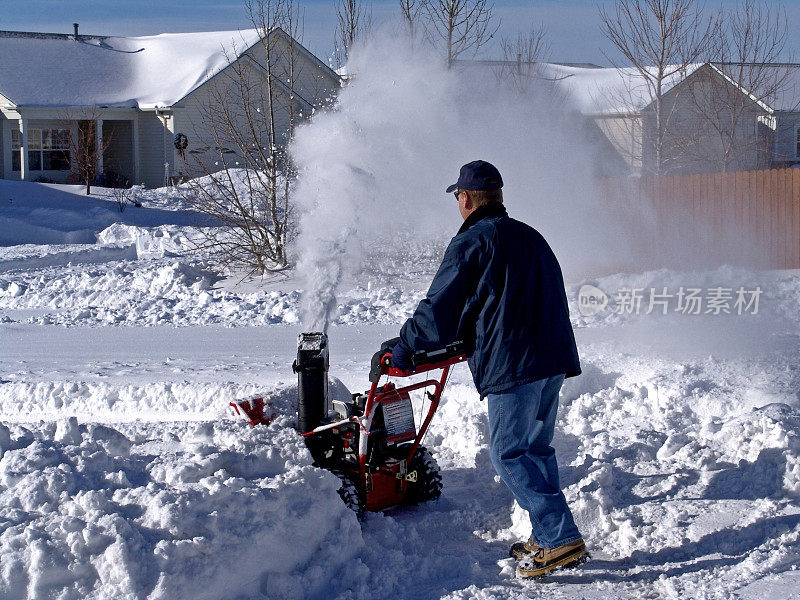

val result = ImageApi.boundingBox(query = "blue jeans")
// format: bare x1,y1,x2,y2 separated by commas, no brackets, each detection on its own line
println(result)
487,375,581,549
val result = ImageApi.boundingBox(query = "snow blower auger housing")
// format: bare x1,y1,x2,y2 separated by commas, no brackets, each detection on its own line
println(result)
293,332,467,515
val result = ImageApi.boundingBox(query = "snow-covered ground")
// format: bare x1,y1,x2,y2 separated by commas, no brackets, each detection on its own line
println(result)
1,181,800,600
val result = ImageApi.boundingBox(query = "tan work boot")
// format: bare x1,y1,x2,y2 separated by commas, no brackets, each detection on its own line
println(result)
509,539,541,560
516,538,588,578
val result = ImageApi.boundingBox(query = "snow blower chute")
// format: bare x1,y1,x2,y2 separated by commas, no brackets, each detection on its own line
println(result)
291,332,467,516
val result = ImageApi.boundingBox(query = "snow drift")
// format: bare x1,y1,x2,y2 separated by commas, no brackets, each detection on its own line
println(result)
0,417,365,600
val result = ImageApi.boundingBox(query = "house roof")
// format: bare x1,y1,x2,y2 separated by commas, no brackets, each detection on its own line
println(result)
461,58,800,116
710,63,800,113
0,28,332,110
454,59,701,115
533,62,705,115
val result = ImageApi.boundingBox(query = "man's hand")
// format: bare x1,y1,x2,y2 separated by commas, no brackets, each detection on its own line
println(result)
390,343,413,370
369,337,413,382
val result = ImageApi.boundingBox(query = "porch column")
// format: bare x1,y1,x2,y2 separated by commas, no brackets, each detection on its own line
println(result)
95,118,103,175
19,116,29,181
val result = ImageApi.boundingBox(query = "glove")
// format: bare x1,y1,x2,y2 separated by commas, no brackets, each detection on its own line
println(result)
390,342,413,370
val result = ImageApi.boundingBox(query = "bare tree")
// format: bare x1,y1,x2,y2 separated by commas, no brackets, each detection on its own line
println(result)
183,0,319,274
110,184,143,213
599,0,715,174
399,0,424,36
678,0,792,172
335,0,372,68
498,25,550,94
59,108,115,195
421,0,499,69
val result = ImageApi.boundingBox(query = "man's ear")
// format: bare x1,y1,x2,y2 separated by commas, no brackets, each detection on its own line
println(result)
463,191,473,210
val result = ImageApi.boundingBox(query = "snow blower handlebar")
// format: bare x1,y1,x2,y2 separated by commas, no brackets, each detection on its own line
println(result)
362,339,468,470
369,339,469,382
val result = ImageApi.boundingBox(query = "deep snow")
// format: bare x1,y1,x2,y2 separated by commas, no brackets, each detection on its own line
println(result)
1,178,800,598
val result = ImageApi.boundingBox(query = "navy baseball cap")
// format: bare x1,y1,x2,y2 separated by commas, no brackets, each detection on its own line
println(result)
445,160,504,193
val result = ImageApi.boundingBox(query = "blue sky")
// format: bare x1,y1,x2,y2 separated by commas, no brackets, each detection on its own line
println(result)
4,0,800,66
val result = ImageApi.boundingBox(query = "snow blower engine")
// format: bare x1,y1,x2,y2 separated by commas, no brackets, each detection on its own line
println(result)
291,332,467,516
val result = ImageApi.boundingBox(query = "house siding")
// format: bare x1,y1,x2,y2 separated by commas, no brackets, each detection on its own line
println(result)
175,62,292,179
594,115,643,172
638,69,768,174
242,31,340,109
137,111,172,188
0,117,6,179
172,31,339,180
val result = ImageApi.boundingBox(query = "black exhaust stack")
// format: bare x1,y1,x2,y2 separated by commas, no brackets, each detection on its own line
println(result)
292,332,329,434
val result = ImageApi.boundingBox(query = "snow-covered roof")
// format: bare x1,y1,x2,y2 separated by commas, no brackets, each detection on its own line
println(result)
461,59,800,116
455,59,701,115
0,29,266,109
711,62,800,113
543,62,702,114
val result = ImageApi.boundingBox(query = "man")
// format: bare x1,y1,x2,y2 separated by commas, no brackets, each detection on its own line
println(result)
390,160,586,578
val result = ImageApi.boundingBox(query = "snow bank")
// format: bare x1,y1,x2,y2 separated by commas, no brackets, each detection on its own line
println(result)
0,418,366,600
0,380,261,422
4,250,798,334
0,243,137,273
0,181,198,247
558,366,800,556
435,353,800,598
0,260,221,326
0,253,427,327
97,224,200,259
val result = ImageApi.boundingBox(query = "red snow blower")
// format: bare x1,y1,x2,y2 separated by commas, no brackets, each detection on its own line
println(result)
233,332,466,515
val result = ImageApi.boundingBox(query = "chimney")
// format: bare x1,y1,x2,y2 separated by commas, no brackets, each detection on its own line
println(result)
73,23,79,39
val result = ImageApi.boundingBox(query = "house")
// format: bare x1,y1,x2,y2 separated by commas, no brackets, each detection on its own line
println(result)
557,61,800,175
467,59,800,175
0,27,341,188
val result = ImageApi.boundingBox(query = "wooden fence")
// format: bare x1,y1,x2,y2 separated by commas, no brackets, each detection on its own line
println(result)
595,168,800,270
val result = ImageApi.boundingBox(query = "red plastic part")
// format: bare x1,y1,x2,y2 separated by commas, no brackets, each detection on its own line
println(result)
365,466,407,511
333,462,407,511
229,395,276,427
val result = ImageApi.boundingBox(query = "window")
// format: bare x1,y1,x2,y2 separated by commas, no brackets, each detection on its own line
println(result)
11,128,71,171
794,125,800,158
11,130,19,171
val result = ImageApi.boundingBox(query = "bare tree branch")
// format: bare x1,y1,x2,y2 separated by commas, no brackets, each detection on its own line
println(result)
498,24,550,94
599,0,715,174
335,0,373,68
399,0,424,36
677,0,792,172
180,0,319,274
421,0,499,68
58,107,115,195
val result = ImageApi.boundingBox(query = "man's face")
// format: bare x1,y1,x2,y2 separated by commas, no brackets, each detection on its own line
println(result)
456,190,471,220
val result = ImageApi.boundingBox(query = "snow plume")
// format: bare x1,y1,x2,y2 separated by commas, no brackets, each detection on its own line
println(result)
291,32,633,331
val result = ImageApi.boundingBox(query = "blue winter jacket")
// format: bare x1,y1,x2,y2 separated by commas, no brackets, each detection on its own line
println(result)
396,202,581,397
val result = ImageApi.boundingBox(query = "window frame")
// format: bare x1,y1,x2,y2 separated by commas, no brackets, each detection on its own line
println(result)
11,128,71,172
